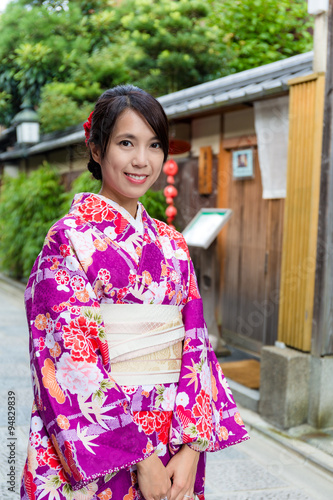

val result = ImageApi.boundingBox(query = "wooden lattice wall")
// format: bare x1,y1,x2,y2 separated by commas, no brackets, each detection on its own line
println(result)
278,73,326,351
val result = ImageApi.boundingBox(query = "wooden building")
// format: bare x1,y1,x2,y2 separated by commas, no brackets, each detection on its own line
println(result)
0,52,314,357
159,52,313,355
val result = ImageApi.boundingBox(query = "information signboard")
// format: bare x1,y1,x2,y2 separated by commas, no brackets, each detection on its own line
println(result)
182,208,232,249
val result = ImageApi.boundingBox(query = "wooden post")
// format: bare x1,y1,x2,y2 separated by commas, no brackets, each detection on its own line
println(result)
200,240,219,339
312,0,333,356
198,146,213,195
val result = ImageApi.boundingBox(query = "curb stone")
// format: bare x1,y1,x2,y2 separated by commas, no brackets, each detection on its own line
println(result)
239,405,333,477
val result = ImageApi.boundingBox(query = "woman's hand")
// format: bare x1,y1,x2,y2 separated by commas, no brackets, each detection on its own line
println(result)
137,452,172,500
165,445,200,500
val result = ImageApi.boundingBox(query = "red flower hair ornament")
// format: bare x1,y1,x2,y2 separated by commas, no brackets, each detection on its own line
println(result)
83,111,94,145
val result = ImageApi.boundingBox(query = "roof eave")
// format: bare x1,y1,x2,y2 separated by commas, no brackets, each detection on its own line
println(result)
163,83,291,120
0,130,85,161
158,51,313,106
158,51,313,119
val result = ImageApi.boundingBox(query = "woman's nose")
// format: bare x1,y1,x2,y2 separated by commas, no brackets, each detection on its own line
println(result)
132,147,148,167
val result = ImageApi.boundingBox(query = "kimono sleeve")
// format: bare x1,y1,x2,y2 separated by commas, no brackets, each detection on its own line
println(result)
169,255,249,453
25,222,153,491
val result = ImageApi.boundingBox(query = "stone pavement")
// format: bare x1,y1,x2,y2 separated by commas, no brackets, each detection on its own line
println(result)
1,277,333,499
0,277,32,499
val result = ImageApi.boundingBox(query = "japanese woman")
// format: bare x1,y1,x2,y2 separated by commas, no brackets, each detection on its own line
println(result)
21,85,249,500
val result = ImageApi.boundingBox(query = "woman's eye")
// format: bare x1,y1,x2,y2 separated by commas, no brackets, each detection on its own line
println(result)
120,140,132,147
151,142,161,149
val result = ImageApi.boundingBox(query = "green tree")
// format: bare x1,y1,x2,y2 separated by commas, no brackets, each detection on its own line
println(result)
0,0,93,124
208,0,313,74
0,0,313,130
38,82,96,133
0,0,225,126
0,163,65,279
86,0,225,95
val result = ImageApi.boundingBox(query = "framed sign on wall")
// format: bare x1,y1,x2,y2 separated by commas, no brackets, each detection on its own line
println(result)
182,208,232,249
232,148,254,179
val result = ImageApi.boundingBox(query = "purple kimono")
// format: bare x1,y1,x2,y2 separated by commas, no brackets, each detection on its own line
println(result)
21,193,249,500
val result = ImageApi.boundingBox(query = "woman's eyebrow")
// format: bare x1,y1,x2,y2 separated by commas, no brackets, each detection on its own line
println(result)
115,133,136,140
115,133,159,141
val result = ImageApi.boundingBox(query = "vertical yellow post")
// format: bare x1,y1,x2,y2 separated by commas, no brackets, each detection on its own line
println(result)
278,73,325,351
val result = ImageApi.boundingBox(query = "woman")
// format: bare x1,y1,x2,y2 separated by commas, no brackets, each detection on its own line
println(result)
21,85,249,500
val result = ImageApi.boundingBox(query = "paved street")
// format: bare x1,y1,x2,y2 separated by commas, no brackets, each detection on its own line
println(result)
0,279,32,499
1,278,333,499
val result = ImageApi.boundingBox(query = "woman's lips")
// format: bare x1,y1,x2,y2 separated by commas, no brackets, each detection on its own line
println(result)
125,173,148,184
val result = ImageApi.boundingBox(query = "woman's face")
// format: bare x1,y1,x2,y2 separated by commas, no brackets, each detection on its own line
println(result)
91,109,164,217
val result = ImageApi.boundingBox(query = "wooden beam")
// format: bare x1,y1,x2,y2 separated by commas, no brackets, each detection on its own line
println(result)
222,134,257,150
312,0,333,356
217,140,231,325
198,146,213,194
287,72,326,86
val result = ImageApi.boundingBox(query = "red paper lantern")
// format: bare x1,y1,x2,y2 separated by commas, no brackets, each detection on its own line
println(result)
163,159,178,176
163,185,178,199
166,205,177,218
163,157,180,226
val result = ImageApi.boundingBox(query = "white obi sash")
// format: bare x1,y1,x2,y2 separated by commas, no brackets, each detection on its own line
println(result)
100,304,185,386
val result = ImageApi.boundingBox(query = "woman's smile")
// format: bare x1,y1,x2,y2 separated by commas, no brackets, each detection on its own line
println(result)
124,172,149,183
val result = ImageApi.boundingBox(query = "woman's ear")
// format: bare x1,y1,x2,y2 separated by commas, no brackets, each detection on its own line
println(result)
90,143,101,164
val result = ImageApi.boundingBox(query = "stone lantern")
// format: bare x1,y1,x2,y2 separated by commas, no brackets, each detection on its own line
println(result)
12,100,40,145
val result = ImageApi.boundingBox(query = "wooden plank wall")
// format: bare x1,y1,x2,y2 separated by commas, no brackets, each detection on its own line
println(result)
218,140,284,351
172,156,218,231
278,73,326,351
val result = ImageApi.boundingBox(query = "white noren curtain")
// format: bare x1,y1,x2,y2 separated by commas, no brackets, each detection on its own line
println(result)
254,95,289,199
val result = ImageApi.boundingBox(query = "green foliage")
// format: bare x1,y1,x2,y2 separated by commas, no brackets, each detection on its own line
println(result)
0,0,86,118
105,0,224,95
13,42,53,104
69,170,101,196
0,0,223,126
0,91,12,121
75,45,143,90
43,80,102,104
0,0,313,129
207,0,313,74
0,162,65,280
61,170,101,213
38,83,95,133
140,189,167,223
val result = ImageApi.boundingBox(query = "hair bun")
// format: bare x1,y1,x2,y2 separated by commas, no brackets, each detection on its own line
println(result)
88,157,102,180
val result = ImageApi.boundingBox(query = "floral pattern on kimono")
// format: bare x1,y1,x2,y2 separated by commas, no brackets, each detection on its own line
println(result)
21,193,249,500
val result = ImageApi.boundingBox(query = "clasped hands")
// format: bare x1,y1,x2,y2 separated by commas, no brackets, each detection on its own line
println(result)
137,444,199,500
